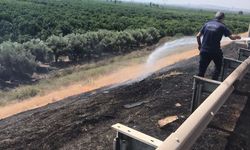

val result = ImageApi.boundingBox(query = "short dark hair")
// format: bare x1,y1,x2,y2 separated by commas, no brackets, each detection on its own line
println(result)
215,11,225,20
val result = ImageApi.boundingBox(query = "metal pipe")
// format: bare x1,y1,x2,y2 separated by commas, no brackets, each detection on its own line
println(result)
113,137,120,150
248,24,250,49
248,24,250,38
156,57,250,150
191,78,198,112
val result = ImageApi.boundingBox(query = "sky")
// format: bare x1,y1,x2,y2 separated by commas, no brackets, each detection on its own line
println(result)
121,0,250,12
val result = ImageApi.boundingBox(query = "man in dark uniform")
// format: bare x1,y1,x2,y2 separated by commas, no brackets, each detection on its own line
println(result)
196,12,241,80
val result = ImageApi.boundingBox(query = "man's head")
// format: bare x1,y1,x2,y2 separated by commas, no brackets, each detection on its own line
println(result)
215,11,225,21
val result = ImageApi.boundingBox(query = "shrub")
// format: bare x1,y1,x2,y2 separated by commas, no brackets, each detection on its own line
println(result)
46,35,68,62
23,39,52,62
12,87,40,100
0,41,36,80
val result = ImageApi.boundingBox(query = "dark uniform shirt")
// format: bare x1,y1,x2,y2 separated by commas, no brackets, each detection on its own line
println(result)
200,19,232,53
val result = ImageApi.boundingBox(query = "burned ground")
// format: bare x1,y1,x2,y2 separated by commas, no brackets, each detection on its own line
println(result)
0,43,249,150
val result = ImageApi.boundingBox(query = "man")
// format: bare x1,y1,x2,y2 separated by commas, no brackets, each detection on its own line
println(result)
196,11,241,80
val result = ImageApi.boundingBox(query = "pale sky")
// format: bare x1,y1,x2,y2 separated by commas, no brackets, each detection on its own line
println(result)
122,0,250,12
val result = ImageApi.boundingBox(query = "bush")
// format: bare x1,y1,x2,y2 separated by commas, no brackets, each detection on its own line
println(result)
11,87,40,100
46,35,68,62
23,39,52,62
0,41,36,80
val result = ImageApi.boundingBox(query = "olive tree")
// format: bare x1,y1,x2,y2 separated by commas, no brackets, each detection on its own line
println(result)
46,35,68,62
23,39,52,63
0,42,36,80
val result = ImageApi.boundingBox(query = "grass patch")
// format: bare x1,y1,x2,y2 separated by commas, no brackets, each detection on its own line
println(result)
11,87,40,100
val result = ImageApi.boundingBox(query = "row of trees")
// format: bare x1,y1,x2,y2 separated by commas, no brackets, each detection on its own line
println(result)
1,0,249,43
47,28,160,62
0,28,160,80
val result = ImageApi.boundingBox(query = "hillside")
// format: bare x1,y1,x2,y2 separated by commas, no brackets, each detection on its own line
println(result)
0,42,249,150
1,0,250,106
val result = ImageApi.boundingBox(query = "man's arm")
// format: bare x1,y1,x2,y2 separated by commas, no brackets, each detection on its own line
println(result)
228,34,241,40
196,32,202,50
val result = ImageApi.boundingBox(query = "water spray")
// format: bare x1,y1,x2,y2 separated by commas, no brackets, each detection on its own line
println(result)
146,37,197,65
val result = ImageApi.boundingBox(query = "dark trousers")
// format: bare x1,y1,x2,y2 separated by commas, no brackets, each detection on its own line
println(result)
198,51,223,80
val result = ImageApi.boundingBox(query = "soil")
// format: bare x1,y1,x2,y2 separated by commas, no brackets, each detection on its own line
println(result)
0,39,198,119
0,42,250,150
